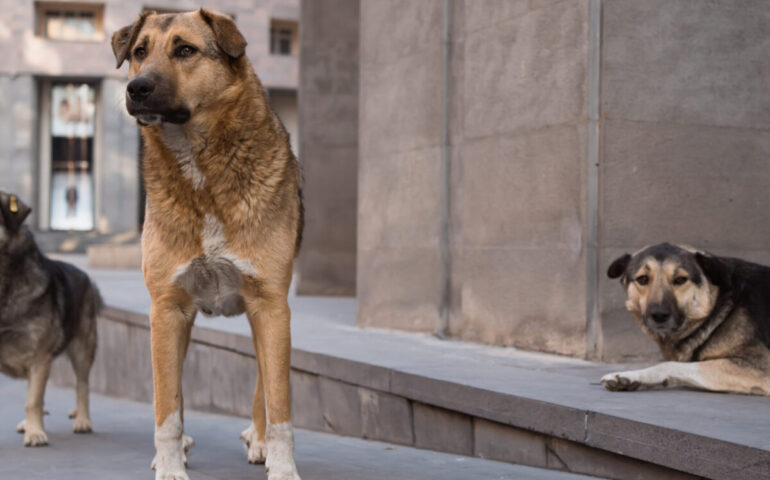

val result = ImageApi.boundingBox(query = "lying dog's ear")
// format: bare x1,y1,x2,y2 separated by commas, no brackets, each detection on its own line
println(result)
112,12,151,68
607,253,631,279
0,194,32,233
199,9,247,59
695,252,732,289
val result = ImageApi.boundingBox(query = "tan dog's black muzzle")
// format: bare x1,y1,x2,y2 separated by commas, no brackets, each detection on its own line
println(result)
127,76,155,102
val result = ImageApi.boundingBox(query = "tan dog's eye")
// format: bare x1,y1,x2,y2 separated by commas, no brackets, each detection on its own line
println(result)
133,46,147,61
176,45,197,58
673,276,688,286
635,275,649,286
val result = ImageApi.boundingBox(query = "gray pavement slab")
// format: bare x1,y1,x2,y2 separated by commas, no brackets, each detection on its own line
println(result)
0,377,597,480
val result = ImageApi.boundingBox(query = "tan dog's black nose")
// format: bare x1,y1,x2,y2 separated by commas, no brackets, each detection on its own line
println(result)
127,76,155,102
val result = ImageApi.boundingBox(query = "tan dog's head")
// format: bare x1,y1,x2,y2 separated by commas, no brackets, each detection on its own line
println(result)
111,9,247,126
607,243,729,339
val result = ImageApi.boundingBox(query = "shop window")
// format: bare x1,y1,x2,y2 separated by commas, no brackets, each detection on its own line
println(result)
47,82,96,231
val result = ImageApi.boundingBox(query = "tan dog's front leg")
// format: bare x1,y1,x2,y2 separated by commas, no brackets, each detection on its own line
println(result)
601,359,770,395
22,360,51,446
150,302,194,480
248,296,301,480
241,357,267,464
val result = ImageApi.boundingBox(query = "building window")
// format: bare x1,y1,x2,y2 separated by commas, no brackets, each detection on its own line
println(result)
270,19,298,56
36,2,104,41
46,82,97,231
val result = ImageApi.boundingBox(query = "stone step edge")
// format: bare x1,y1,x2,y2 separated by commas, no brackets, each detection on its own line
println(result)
100,306,768,480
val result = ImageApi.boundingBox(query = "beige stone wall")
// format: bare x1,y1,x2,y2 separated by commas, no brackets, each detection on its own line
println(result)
349,0,770,359
296,0,359,296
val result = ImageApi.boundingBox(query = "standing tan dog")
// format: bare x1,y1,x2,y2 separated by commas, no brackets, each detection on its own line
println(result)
112,10,303,480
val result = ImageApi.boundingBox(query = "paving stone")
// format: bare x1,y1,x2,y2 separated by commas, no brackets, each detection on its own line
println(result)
545,437,699,480
474,418,548,467
291,371,325,431
413,402,472,456
360,388,414,445
318,377,362,437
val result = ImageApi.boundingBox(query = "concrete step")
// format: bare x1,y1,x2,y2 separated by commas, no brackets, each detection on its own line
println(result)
0,377,598,480
48,255,770,480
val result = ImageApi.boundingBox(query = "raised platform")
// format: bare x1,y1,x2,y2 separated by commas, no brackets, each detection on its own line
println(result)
0,377,597,480
49,255,770,480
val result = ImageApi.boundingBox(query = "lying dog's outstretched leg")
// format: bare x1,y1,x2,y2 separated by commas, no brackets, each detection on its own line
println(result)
601,359,770,395
247,293,301,480
23,360,51,446
150,301,194,480
241,349,267,464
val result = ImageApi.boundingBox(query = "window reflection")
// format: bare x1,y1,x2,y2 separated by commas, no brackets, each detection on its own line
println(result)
49,83,95,231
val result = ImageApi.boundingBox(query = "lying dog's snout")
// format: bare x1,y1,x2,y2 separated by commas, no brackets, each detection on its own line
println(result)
649,306,670,324
127,76,155,102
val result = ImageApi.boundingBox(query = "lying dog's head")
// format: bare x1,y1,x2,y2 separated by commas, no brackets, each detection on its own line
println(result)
112,9,247,126
608,243,728,339
0,191,32,245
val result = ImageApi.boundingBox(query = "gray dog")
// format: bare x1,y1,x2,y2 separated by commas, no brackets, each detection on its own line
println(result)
0,191,101,446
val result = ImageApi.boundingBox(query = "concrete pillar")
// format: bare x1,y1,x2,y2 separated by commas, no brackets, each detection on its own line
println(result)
296,0,360,296
0,75,37,224
597,0,770,361
357,0,446,332
97,78,140,233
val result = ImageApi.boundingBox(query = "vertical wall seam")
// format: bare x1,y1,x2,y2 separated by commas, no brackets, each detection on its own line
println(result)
585,0,602,359
437,0,453,339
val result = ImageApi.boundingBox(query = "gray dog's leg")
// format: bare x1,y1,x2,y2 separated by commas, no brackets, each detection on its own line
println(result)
23,360,51,446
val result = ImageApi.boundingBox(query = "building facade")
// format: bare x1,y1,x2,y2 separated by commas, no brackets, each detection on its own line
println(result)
0,0,299,245
297,0,770,361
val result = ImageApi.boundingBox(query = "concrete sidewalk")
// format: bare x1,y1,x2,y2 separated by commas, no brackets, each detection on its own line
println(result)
0,377,598,480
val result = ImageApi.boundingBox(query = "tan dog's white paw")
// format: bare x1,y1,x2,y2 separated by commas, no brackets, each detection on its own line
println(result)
24,428,48,447
151,435,192,470
265,423,300,480
241,423,267,464
601,371,642,391
16,419,25,433
155,470,190,480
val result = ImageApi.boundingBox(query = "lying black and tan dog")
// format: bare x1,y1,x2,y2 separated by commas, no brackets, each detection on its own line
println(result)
112,9,303,480
0,191,101,445
603,242,770,395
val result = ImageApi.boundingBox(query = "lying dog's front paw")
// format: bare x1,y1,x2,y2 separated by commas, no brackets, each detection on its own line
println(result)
16,419,25,433
24,428,48,447
241,423,267,464
601,371,642,391
72,416,92,433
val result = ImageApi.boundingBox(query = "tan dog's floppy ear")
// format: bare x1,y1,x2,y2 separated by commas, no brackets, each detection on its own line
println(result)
0,193,32,233
199,9,247,59
112,12,151,68
607,254,631,279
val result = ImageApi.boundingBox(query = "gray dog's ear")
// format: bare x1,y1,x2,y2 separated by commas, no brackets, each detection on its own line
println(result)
199,9,247,59
0,193,32,233
112,11,151,68
607,254,631,279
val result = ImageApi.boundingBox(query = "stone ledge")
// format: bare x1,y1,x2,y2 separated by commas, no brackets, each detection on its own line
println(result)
50,306,765,480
